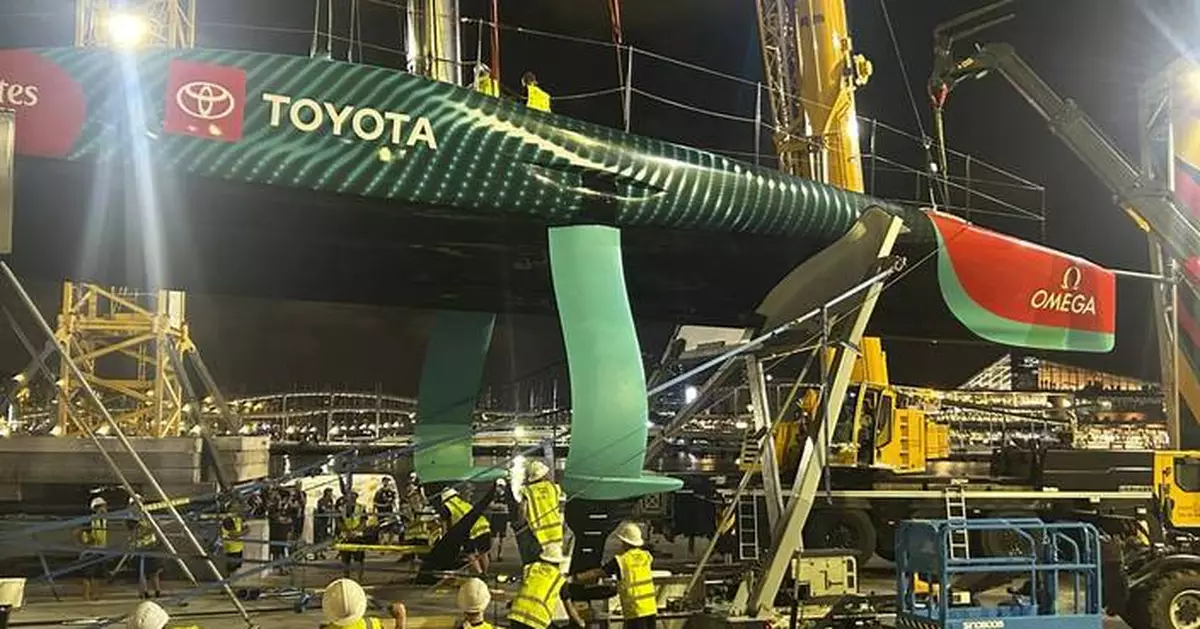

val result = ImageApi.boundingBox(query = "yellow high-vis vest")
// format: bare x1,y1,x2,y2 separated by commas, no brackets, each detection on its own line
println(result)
508,561,564,629
341,503,367,537
446,495,491,540
616,548,657,619
89,517,108,548
321,618,384,629
520,480,563,545
525,84,551,112
475,75,500,97
220,514,244,554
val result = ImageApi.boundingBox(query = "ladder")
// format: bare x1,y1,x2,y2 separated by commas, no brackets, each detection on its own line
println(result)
944,482,970,560
737,495,761,561
737,427,768,472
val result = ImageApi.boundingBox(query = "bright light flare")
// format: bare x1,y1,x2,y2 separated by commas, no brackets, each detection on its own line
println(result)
107,12,149,48
684,385,698,404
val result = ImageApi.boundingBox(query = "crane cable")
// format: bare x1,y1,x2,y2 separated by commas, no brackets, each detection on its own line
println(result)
878,0,945,208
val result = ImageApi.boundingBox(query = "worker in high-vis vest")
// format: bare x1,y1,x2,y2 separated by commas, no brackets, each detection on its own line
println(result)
519,460,564,552
457,577,492,629
508,543,584,629
132,513,163,600
474,63,500,98
81,496,108,601
220,507,245,574
521,72,551,113
440,487,493,574
321,578,407,629
574,522,658,629
127,601,200,629
339,491,369,579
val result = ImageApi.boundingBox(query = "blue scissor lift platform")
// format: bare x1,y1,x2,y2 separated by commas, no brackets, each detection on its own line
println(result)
895,518,1103,629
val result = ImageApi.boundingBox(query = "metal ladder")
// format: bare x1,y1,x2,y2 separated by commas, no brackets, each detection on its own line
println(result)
737,427,767,472
737,494,761,561
944,482,970,560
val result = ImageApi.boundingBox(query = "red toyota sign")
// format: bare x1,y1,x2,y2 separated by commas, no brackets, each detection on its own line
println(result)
0,50,85,158
163,60,246,142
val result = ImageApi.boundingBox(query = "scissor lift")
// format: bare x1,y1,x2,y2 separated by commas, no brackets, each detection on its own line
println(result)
895,518,1103,629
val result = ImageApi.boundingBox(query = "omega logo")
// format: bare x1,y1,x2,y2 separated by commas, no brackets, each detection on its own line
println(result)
1029,266,1097,315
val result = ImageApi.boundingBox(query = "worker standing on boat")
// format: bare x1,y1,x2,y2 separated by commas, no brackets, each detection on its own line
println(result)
440,487,492,574
508,543,584,629
474,63,500,98
321,578,408,629
522,72,551,113
519,460,564,557
574,522,657,629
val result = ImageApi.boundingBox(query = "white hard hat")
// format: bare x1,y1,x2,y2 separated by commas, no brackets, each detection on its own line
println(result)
539,542,566,563
322,578,368,627
90,497,107,510
457,577,491,613
527,460,550,482
128,601,169,629
440,487,458,501
615,521,644,547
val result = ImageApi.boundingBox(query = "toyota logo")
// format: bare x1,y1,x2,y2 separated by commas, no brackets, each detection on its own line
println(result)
175,80,235,120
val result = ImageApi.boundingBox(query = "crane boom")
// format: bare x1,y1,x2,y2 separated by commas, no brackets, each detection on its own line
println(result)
931,28,1200,448
932,42,1200,271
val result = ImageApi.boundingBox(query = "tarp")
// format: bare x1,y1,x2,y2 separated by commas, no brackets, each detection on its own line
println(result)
929,211,1116,353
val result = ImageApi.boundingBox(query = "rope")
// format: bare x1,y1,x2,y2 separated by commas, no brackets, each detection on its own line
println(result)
630,87,758,124
877,0,927,139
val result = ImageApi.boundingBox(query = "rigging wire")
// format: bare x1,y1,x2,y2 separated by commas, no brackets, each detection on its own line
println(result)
877,0,944,208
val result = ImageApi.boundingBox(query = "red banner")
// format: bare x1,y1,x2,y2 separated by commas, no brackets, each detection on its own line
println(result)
929,211,1116,351
0,50,85,158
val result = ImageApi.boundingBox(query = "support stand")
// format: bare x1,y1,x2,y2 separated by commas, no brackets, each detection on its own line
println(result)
0,262,255,628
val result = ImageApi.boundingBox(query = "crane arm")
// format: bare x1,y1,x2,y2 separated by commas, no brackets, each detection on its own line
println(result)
933,42,1200,264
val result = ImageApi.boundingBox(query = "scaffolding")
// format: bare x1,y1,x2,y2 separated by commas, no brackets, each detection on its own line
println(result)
75,0,196,49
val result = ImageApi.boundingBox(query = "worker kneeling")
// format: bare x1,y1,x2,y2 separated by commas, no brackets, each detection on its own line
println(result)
321,578,408,629
575,522,657,629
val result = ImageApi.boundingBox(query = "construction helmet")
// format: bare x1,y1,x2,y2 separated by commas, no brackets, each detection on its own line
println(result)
322,578,368,627
90,496,107,510
457,577,492,613
128,601,169,629
527,460,550,482
539,541,567,563
615,521,644,547
440,487,459,501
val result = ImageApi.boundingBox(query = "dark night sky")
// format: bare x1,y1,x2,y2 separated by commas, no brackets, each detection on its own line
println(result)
0,0,1195,396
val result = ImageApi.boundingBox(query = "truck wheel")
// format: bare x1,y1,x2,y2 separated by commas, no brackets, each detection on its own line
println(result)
803,509,876,564
1147,570,1200,629
873,517,897,562
975,513,1031,558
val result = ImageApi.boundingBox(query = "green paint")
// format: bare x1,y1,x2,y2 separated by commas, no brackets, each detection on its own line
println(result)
549,225,682,501
19,47,911,240
414,311,504,482
933,228,1114,352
